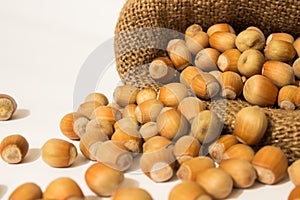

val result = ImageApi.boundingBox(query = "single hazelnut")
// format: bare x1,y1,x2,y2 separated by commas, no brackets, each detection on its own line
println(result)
252,145,288,185
194,48,220,72
84,92,108,105
85,162,124,197
219,158,257,188
196,168,233,199
8,182,42,200
43,177,84,200
235,28,265,52
168,181,212,200
41,138,77,168
111,187,153,200
0,134,29,164
113,85,139,107
234,106,268,145
167,39,192,71
0,94,17,120
206,23,235,37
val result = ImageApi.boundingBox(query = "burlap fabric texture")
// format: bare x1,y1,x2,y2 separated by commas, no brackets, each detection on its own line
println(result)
114,0,300,163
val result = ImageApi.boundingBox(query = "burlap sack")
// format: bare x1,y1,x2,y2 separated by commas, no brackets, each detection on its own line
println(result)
114,0,300,163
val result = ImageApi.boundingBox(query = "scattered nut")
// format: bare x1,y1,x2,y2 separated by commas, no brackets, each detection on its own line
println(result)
8,182,42,200
0,134,29,164
111,187,153,200
85,162,124,197
43,177,84,200
0,94,17,121
42,138,77,168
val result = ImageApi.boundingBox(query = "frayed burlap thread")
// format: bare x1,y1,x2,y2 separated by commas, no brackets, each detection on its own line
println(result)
114,0,300,163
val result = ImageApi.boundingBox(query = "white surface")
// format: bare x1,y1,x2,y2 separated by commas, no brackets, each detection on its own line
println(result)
0,0,294,199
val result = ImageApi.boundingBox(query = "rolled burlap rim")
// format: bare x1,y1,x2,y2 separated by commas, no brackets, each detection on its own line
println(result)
114,0,300,163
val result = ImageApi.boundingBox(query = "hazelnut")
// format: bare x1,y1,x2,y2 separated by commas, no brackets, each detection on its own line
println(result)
194,48,220,72
168,181,212,200
190,110,222,145
217,48,241,73
113,85,139,107
185,24,203,38
219,158,257,188
235,28,265,52
94,140,133,171
264,40,296,62
190,72,221,100
77,101,102,118
139,122,159,141
243,75,278,107
262,60,295,87
177,96,206,122
196,168,233,199
0,94,17,120
179,66,203,87
176,156,215,181
223,143,255,162
220,71,244,99
167,39,192,71
41,138,77,168
84,92,108,105
135,99,164,124
234,106,268,145
111,187,153,200
156,108,189,140
60,112,86,140
43,177,84,200
173,135,201,164
136,88,157,105
237,49,265,78
208,134,238,163
266,32,294,45
149,57,178,84
85,162,124,197
111,127,142,153
91,106,122,125
209,32,236,52
79,130,108,161
252,145,288,185
278,85,298,110
8,182,42,200
158,82,189,107
288,159,300,186
0,134,29,164
185,31,209,55
206,23,235,37
288,186,300,200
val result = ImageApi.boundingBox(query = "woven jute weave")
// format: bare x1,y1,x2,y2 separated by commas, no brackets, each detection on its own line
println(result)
114,0,300,163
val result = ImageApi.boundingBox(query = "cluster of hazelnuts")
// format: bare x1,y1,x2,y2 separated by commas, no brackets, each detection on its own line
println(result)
149,23,300,110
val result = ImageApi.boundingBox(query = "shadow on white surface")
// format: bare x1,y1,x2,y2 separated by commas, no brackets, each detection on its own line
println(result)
68,195,102,200
70,153,90,168
23,148,41,163
120,177,139,188
0,185,7,199
10,109,30,120
228,188,244,199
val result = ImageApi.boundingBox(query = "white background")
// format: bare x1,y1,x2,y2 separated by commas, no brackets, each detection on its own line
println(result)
0,0,294,199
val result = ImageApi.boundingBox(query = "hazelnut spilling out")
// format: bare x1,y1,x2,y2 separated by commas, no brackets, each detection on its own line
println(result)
52,22,300,200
